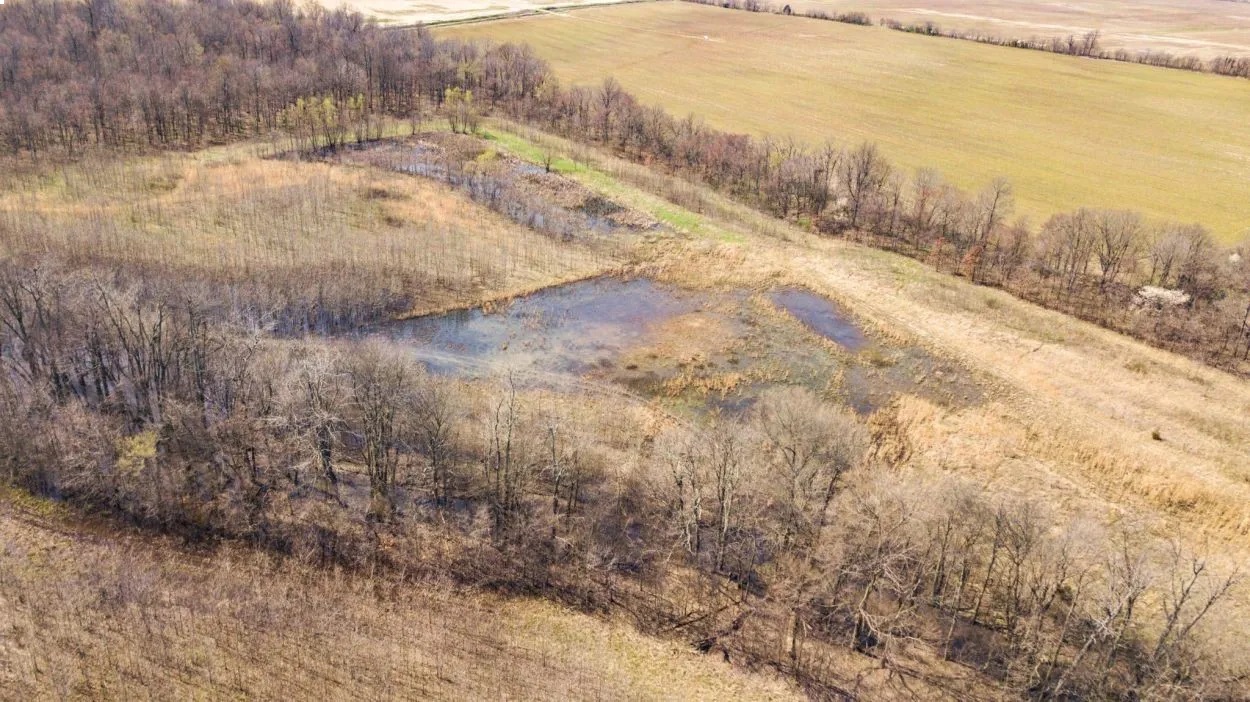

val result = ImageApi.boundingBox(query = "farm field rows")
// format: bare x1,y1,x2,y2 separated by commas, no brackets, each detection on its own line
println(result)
787,0,1250,58
444,1,1250,242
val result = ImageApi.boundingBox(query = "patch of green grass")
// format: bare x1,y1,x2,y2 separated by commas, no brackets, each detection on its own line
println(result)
0,485,67,519
571,167,744,240
482,130,582,173
653,205,700,231
651,204,746,242
484,124,747,243
575,168,622,191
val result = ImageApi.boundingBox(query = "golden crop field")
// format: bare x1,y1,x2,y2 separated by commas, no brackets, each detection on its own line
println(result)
444,2,1250,242
788,0,1250,58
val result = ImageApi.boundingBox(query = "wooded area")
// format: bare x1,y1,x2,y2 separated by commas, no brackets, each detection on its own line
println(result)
3,0,1244,374
1,0,1247,699
0,257,1243,699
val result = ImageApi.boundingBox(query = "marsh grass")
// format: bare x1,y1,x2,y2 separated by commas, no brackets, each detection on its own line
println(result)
4,121,1250,697
486,123,1250,549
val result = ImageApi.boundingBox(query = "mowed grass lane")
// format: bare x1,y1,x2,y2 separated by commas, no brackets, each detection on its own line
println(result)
444,2,1250,242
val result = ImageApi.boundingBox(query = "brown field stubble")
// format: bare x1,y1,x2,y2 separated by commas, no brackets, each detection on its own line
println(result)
0,490,800,700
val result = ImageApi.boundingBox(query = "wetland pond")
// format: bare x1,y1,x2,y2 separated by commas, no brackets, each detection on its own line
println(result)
768,287,868,352
382,278,713,375
364,277,979,414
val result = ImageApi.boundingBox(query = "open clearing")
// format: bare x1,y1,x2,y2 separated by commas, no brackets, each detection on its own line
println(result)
786,0,1250,59
444,2,1250,243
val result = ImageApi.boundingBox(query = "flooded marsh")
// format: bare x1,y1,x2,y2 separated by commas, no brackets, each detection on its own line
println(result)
363,277,980,415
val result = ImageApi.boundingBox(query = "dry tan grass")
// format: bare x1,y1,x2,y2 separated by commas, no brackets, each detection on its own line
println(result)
512,124,1250,672
486,121,1250,551
6,121,1249,694
0,147,614,316
0,489,800,701
674,199,1250,540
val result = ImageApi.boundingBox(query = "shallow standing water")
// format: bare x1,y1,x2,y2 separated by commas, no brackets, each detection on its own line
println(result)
768,287,867,351
360,277,978,415
379,278,713,375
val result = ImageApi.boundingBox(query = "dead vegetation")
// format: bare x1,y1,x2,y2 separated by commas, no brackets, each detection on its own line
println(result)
0,490,799,701
1,2,1248,697
492,120,1250,543
0,148,615,324
5,123,1246,698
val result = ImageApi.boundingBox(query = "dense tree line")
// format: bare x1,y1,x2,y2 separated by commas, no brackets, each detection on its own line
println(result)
879,19,1250,78
1,1,1248,695
0,260,1243,700
0,0,546,152
2,0,1246,378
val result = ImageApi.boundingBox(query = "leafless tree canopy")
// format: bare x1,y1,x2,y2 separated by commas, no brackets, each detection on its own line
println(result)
0,1,1247,698
0,259,1241,698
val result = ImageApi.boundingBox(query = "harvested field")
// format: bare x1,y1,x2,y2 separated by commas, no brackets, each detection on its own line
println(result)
786,0,1250,59
445,2,1250,242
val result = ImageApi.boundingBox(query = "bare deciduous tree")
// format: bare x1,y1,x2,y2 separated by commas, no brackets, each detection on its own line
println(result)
1092,209,1145,291
838,142,891,230
345,345,415,519
755,387,865,552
